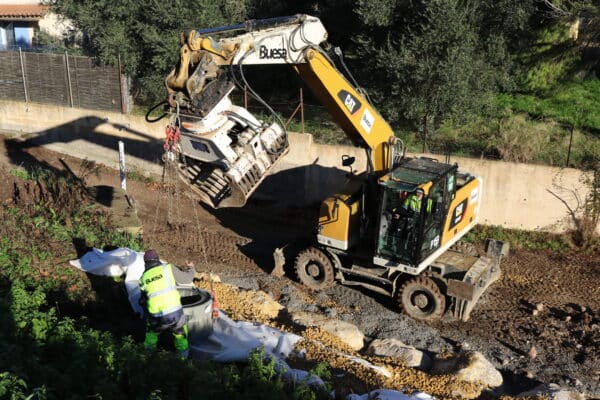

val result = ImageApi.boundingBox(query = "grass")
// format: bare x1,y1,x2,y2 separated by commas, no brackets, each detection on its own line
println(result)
8,168,30,181
126,167,156,184
497,80,600,131
404,110,600,168
518,22,585,93
464,224,599,253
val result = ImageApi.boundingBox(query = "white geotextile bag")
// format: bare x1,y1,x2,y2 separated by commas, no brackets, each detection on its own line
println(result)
69,247,139,276
190,311,324,388
69,247,145,315
347,390,434,400
190,310,302,362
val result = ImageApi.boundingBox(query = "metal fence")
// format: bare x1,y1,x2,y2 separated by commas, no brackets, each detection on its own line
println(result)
0,49,127,113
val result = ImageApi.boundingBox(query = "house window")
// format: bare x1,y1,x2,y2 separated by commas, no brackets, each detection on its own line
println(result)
0,23,15,50
0,22,35,50
14,25,34,48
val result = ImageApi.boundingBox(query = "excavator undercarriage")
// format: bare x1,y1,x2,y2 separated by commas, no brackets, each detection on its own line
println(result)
288,238,507,322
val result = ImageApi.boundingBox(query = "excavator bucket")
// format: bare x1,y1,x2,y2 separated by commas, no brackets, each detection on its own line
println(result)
169,96,289,209
445,239,509,321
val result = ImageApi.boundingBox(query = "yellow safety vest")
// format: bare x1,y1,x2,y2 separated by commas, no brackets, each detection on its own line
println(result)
403,195,422,212
402,195,432,213
139,263,182,317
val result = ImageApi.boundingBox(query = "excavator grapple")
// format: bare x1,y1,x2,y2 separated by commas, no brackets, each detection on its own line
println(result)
162,14,327,208
172,96,288,208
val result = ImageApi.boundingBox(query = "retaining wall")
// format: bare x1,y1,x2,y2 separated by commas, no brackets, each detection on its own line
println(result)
0,100,593,233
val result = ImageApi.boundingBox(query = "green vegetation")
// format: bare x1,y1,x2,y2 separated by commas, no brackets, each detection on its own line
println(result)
0,167,331,399
465,223,599,253
429,111,599,166
498,80,600,131
518,22,583,93
465,225,572,252
50,0,246,103
126,167,156,185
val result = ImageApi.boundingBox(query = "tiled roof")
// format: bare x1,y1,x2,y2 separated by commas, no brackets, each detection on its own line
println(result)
0,4,49,19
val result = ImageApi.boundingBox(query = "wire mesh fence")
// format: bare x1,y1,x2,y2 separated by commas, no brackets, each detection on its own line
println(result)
0,49,126,113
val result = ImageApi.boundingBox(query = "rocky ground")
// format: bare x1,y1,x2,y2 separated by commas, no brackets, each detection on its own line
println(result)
1,136,598,399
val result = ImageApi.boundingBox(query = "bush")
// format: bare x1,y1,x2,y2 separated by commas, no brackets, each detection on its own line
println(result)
465,225,572,253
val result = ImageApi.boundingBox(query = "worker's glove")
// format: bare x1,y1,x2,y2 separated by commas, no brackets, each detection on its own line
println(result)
136,311,145,320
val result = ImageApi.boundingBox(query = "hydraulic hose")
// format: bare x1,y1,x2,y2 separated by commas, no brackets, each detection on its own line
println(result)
145,101,168,123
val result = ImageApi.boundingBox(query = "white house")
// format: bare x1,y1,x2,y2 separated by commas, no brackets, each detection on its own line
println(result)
0,0,71,50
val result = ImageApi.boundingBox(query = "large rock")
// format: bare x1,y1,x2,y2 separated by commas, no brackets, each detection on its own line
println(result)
194,272,221,283
366,338,432,371
517,384,586,400
292,311,364,350
245,290,284,319
432,351,503,389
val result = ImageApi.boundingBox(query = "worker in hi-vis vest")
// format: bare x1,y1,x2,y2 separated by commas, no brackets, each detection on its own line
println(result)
402,188,425,213
139,249,189,359
392,187,430,219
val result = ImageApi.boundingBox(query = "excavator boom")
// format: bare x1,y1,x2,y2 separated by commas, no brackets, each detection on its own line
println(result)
163,15,397,208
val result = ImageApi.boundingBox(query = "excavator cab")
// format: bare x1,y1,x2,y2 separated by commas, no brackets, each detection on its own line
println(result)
377,186,424,264
375,157,456,267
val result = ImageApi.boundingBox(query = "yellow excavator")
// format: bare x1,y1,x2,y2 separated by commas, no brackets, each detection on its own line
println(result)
163,14,509,321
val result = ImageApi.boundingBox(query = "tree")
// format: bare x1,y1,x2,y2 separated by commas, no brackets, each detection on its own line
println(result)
538,0,600,60
352,0,532,150
47,0,248,104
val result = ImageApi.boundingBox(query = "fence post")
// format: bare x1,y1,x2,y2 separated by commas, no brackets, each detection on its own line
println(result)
18,47,29,104
300,87,304,134
118,53,125,114
567,124,574,167
118,140,127,191
64,51,74,107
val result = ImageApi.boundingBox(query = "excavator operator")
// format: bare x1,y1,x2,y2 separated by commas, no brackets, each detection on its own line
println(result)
393,188,425,219
389,188,427,254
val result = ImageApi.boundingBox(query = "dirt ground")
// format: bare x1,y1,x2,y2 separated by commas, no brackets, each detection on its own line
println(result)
1,136,599,398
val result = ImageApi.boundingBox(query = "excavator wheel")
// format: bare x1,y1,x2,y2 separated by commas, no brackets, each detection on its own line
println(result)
294,247,335,291
398,276,446,322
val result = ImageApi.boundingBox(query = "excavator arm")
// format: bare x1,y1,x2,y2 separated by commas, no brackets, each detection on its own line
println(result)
163,14,398,208
294,49,395,172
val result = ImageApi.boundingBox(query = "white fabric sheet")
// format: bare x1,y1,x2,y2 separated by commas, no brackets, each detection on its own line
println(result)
70,247,145,315
191,310,302,362
347,389,434,400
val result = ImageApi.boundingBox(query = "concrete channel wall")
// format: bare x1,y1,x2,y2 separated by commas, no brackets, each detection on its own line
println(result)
0,100,593,233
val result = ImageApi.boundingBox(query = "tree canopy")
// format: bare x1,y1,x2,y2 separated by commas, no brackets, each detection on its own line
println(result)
48,0,247,103
349,0,537,147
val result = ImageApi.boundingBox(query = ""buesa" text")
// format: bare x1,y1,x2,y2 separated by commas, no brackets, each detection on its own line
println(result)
259,45,287,59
